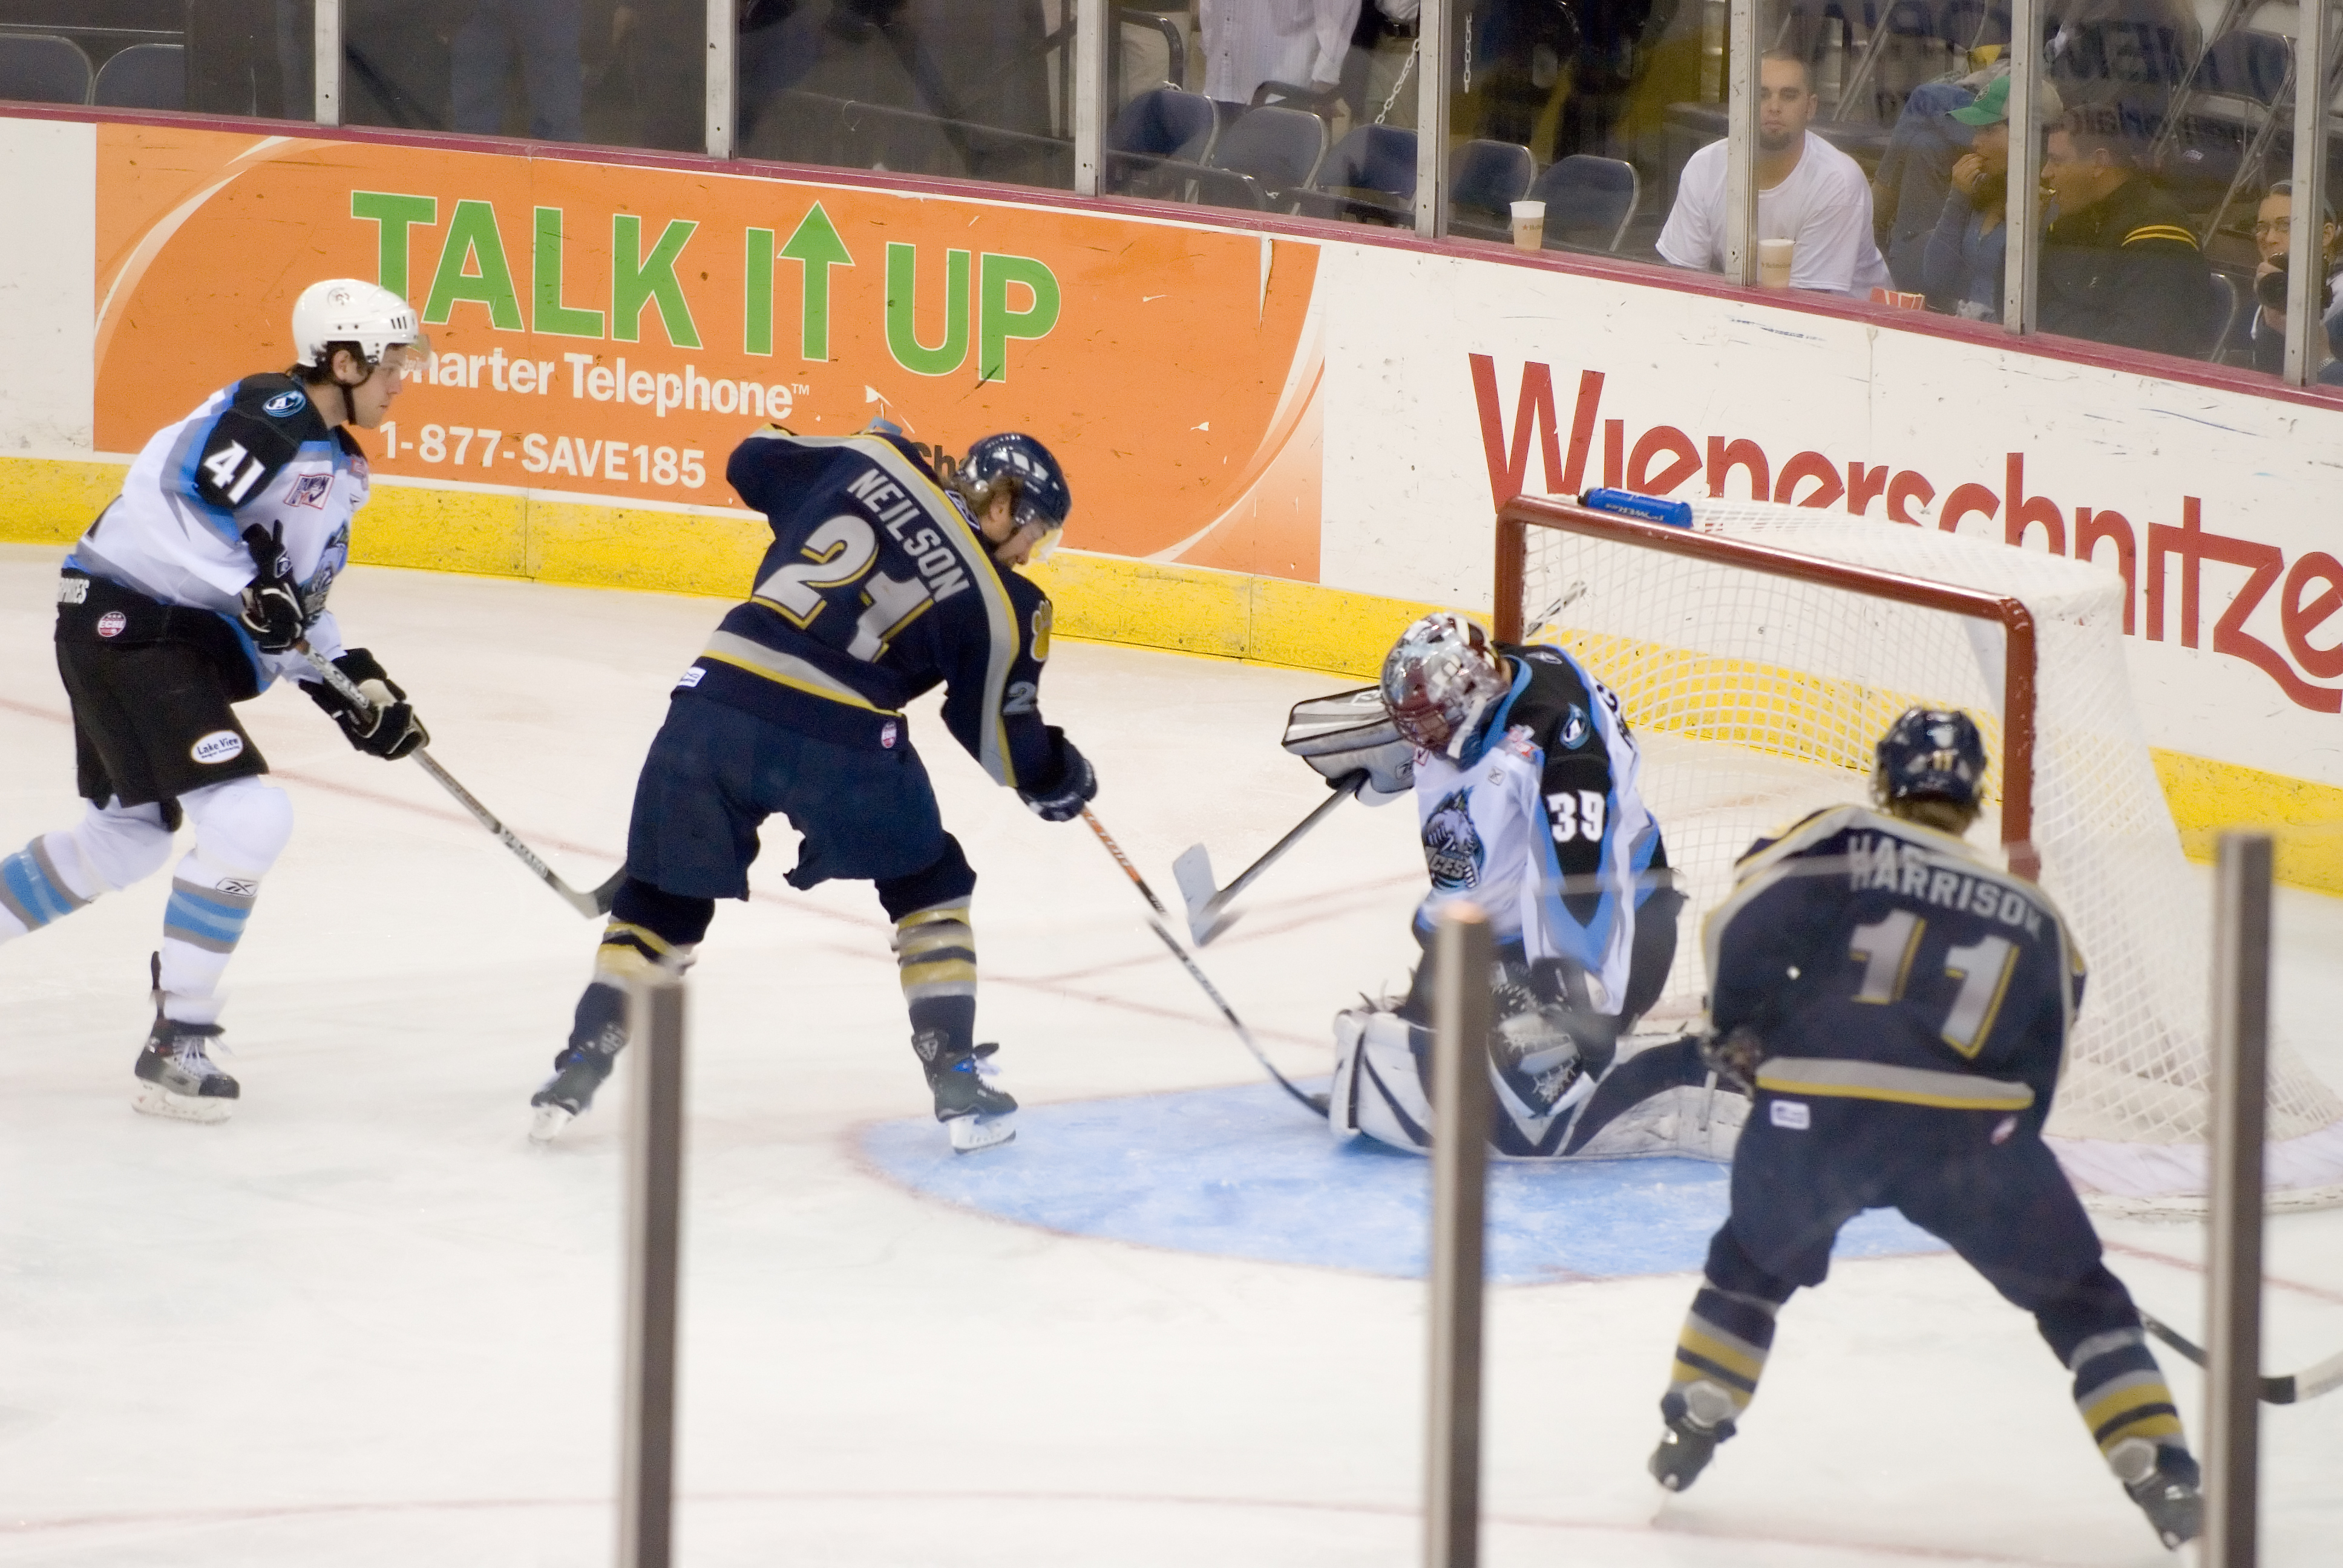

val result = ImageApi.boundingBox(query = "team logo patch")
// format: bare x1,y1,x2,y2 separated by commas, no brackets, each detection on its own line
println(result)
287,472,333,509
880,719,899,749
675,666,706,689
263,388,309,417
1769,1099,1811,1130
1031,601,1053,661
1558,704,1591,750
190,730,245,765
349,455,369,480
1422,788,1486,891
96,610,128,638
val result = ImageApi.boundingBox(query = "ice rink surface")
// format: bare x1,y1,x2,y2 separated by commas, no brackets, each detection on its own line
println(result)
1,544,2338,1566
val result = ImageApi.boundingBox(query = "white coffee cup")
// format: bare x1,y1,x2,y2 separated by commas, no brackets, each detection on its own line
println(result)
1510,200,1546,252
1758,238,1795,288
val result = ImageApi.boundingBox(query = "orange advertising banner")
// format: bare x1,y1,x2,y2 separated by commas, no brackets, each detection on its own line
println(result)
94,126,1323,579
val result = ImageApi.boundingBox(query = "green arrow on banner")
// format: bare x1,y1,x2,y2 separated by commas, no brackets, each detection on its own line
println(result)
778,203,854,363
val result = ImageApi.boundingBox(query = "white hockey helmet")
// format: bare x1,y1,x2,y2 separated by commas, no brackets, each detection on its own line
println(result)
1380,612,1510,759
292,279,421,370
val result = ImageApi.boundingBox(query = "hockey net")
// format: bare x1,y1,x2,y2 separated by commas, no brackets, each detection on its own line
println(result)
1498,493,2343,1214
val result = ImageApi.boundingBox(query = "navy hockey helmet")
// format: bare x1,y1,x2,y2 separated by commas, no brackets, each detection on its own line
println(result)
1381,612,1511,759
1872,707,1988,811
956,433,1072,560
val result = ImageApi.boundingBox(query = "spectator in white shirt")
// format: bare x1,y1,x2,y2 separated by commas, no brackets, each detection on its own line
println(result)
1201,0,1362,104
1657,53,1892,295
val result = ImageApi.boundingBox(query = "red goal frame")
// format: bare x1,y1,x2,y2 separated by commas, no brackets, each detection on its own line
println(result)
1496,495,2042,881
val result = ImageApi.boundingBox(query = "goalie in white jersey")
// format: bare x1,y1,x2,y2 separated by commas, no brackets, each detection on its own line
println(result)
0,279,428,1122
1326,613,1748,1157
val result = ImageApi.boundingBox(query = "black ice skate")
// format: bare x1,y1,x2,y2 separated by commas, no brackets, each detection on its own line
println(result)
2117,1443,2204,1550
529,984,626,1143
1648,1389,1736,1493
132,1013,240,1123
916,1032,1017,1153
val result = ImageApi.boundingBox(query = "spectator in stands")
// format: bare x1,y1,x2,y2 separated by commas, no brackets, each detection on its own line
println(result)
2246,181,2343,385
1340,0,1421,129
453,0,585,140
1919,75,2062,322
1201,0,1362,106
2036,105,2210,358
1872,73,1982,292
1656,51,1890,295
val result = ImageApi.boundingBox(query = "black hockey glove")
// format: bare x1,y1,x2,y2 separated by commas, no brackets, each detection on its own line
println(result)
237,523,306,653
1017,729,1096,823
302,648,429,761
1700,1025,1769,1094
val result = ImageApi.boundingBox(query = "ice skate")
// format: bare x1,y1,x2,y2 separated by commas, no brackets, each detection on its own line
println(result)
1648,1388,1735,1492
917,1033,1017,1153
2115,1442,2203,1550
529,1047,617,1143
131,1013,240,1123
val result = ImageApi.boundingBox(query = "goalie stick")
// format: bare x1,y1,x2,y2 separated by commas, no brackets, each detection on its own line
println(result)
1079,808,1329,1115
1172,772,1367,946
299,647,623,919
2135,1309,2343,1405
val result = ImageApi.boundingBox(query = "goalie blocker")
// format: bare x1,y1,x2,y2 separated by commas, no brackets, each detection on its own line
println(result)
1324,613,1745,1160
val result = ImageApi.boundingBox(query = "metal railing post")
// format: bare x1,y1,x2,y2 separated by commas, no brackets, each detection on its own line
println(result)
1073,0,1110,196
2284,1,2332,385
1723,0,1757,286
1425,903,1492,1568
2002,0,2042,335
704,0,735,158
2203,833,2271,1568
619,975,687,1568
1415,0,1452,238
313,0,342,127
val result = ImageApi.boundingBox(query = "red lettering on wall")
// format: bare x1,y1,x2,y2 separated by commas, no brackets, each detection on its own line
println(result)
1602,419,1625,489
1942,482,2000,532
1886,470,1935,524
1469,353,1563,506
1774,451,1844,508
1846,462,1892,516
2075,508,2137,635
1629,426,1702,495
2282,552,2343,680
1706,436,1769,500
2152,498,2341,710
2004,454,2066,554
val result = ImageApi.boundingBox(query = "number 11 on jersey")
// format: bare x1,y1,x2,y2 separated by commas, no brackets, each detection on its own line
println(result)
1848,911,2022,1058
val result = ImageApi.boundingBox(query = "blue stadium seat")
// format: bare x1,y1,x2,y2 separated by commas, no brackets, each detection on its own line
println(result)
0,33,93,105
93,43,185,112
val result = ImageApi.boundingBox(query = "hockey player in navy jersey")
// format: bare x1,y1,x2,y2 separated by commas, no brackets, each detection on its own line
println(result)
528,425,1096,1151
1327,613,1743,1158
1647,708,2202,1550
0,279,428,1122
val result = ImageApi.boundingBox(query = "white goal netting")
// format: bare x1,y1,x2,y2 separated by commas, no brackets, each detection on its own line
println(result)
1512,497,2343,1212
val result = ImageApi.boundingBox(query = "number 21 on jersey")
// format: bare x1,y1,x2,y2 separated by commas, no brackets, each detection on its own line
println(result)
1848,909,2021,1057
756,514,931,662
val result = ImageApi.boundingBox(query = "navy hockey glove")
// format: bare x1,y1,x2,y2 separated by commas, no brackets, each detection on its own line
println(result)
237,523,305,653
1017,730,1096,823
303,649,429,761
1700,1025,1768,1094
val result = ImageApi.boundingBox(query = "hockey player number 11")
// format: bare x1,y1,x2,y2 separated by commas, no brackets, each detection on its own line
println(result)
1848,910,2020,1059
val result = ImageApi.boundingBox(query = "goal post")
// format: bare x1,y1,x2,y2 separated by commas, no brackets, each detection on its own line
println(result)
1492,491,2343,1213
1498,495,2043,881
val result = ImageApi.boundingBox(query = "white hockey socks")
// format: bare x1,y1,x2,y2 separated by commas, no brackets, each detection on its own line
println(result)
157,780,292,1024
0,799,173,941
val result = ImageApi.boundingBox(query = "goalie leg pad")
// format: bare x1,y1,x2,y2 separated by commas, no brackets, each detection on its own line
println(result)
1328,1006,1435,1151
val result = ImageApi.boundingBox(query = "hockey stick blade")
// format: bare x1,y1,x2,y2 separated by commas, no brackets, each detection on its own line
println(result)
1171,774,1366,947
300,647,615,920
2136,1309,2343,1404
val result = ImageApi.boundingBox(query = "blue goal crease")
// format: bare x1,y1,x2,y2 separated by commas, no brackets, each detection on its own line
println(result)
859,1080,1948,1285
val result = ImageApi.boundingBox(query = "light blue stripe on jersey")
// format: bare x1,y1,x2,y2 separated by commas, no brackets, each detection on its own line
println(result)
163,392,244,542
163,883,255,953
0,848,78,930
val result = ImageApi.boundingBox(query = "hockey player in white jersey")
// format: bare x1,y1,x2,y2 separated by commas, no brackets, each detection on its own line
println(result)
0,279,428,1122
1325,613,1747,1157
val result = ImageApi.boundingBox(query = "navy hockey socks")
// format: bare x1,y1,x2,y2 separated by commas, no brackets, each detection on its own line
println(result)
1664,1279,1780,1432
893,898,977,1054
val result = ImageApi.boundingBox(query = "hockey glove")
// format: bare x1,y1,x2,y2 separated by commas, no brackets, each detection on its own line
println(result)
1017,729,1096,823
237,523,306,653
1700,1025,1769,1094
302,648,429,760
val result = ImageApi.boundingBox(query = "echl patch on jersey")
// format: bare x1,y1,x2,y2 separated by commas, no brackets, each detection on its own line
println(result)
286,471,334,509
1423,788,1486,890
1498,724,1537,760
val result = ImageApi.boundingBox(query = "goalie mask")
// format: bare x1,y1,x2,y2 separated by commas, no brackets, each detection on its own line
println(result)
1380,613,1510,759
1872,707,1987,811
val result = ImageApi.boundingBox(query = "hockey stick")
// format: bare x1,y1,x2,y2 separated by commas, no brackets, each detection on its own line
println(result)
1078,808,1329,1115
2136,1308,2343,1405
298,647,623,919
1171,772,1367,946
